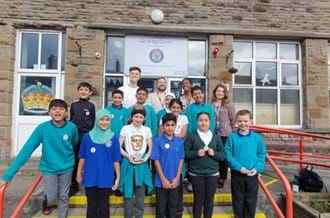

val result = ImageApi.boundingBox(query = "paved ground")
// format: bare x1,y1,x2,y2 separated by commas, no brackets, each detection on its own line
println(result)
1,161,329,217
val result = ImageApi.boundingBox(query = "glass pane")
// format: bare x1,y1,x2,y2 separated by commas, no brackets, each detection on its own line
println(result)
41,34,59,70
61,33,66,71
106,36,125,74
234,42,252,59
170,80,181,98
233,88,253,113
20,76,56,115
104,76,123,106
256,42,277,59
282,64,298,85
234,62,252,84
188,40,206,76
20,33,38,69
256,62,277,87
280,43,299,60
280,90,300,125
138,78,158,93
256,89,277,125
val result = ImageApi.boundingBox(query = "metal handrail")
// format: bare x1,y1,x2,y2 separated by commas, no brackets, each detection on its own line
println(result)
0,173,42,218
258,176,285,218
262,155,293,218
251,125,330,140
0,183,8,218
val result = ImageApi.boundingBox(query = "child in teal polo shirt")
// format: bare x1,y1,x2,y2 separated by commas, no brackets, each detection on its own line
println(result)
105,89,129,136
0,99,79,217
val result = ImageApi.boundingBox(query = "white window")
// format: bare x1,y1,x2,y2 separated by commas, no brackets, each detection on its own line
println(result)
13,30,66,156
104,35,207,106
233,40,302,127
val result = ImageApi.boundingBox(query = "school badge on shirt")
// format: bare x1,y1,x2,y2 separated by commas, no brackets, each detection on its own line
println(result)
105,141,112,148
164,143,170,149
90,147,96,153
84,109,90,116
63,134,69,141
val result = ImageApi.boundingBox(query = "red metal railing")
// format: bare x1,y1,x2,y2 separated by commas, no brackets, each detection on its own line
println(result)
251,124,330,218
0,173,42,218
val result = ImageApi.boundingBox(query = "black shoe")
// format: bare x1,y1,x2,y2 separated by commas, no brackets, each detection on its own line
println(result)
69,186,79,197
218,179,225,189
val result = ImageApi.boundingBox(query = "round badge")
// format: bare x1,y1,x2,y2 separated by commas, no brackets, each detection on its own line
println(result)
90,147,96,153
105,141,112,148
63,134,69,141
85,110,90,116
164,143,170,149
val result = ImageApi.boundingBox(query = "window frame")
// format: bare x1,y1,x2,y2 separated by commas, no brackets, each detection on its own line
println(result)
233,39,303,128
103,34,208,107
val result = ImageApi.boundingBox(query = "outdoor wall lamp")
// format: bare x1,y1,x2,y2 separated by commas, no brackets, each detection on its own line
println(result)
212,48,220,58
150,9,164,24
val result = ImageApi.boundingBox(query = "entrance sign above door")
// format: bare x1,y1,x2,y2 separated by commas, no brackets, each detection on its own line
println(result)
125,35,188,77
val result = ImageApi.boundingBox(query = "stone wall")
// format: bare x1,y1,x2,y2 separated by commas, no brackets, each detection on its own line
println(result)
65,26,105,108
1,0,330,36
302,39,330,129
0,24,15,159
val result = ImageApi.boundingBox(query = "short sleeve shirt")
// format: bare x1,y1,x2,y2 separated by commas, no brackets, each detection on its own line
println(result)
159,114,189,136
120,124,152,158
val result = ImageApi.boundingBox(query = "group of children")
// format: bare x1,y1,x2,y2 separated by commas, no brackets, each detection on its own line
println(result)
0,78,267,218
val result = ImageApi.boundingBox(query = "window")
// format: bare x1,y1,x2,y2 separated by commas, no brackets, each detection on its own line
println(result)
104,36,207,106
17,31,65,115
233,41,301,127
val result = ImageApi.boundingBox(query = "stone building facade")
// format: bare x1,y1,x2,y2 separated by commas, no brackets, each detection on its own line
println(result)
0,0,329,159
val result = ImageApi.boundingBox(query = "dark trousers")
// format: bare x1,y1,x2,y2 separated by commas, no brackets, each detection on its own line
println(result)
231,170,259,218
85,187,111,218
176,177,184,216
156,187,179,218
189,175,218,218
219,136,228,180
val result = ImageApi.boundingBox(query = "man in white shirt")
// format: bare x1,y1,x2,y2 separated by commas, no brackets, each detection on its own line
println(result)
118,66,141,108
146,77,167,112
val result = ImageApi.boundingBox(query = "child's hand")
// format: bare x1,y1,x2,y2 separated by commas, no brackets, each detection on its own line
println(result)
240,167,249,175
247,169,257,176
161,178,172,189
76,174,83,185
128,154,135,163
112,179,119,191
198,149,206,157
170,176,180,188
207,148,215,156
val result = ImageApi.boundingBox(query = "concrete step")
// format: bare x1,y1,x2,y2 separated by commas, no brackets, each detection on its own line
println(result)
32,205,267,218
68,192,233,206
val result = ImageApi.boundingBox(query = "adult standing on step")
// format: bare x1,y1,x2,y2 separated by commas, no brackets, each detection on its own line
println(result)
179,78,194,111
210,83,236,189
118,66,141,108
146,77,167,113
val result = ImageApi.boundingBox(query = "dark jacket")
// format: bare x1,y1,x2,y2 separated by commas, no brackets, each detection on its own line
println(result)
184,130,225,176
70,99,95,136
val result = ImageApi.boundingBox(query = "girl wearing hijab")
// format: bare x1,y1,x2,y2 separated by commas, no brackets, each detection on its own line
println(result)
76,109,121,218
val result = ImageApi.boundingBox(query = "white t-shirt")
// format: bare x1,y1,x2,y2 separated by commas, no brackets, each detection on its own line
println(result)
118,85,139,108
159,114,189,136
120,124,152,158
